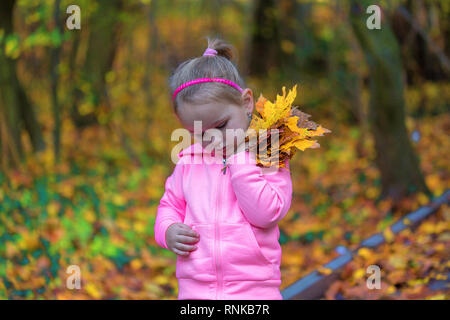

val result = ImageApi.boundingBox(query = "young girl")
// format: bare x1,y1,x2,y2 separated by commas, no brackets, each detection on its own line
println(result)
154,37,293,300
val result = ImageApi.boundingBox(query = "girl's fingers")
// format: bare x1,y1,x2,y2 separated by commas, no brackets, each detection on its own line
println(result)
172,247,189,256
178,227,199,238
175,242,197,252
178,223,192,230
176,235,200,244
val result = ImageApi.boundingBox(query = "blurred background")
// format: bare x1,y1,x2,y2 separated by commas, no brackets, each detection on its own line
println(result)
0,0,448,299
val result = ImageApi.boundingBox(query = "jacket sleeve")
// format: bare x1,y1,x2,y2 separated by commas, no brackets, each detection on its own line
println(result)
154,160,186,249
226,150,293,229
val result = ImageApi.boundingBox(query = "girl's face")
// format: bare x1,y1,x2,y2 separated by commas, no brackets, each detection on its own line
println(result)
176,88,254,156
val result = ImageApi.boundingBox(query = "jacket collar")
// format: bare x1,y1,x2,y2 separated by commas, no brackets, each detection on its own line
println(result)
178,142,221,159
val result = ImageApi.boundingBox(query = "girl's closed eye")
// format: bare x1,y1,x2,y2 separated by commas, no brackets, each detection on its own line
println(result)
216,121,228,129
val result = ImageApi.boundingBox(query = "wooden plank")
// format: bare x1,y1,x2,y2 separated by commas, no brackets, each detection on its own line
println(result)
281,189,450,300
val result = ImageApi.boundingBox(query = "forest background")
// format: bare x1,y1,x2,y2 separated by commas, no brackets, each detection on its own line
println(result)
0,0,448,299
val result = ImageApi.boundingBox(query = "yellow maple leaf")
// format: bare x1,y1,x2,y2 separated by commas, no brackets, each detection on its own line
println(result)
353,268,366,280
317,266,333,275
85,283,102,299
307,125,332,137
246,83,331,168
357,247,374,260
255,94,267,115
383,228,395,243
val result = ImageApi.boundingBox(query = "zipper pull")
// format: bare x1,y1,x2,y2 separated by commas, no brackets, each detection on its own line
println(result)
221,157,227,175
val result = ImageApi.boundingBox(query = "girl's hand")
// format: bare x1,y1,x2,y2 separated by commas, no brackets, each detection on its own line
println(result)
165,223,200,256
225,137,247,160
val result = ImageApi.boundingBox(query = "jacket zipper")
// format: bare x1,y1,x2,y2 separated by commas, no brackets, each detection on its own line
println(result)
221,157,227,174
215,159,226,299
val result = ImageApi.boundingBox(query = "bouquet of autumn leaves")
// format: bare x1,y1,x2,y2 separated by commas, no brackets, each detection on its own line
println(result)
244,84,331,168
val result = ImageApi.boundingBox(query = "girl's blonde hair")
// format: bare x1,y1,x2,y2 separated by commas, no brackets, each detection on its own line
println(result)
168,37,246,112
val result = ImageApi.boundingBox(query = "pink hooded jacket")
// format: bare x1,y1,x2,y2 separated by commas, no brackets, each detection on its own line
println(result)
154,142,293,300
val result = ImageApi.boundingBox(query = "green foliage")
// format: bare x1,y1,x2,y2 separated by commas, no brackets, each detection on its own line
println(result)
1,0,448,300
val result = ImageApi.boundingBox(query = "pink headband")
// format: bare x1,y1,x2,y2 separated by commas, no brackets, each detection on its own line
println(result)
172,47,244,101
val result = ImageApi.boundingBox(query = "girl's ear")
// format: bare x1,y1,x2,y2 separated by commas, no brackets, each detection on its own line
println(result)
241,88,254,114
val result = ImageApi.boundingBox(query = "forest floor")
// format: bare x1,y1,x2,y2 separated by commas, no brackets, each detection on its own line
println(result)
0,113,448,299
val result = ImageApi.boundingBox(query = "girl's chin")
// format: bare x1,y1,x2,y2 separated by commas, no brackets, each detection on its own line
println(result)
204,142,236,155
213,145,233,155
203,143,226,151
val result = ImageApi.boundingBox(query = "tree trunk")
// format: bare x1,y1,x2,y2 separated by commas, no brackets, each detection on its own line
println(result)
50,0,62,161
391,2,450,83
0,0,45,164
350,0,430,200
70,0,123,128
247,0,282,76
247,0,312,80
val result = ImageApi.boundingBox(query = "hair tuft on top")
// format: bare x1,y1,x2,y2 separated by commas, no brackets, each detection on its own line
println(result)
205,36,237,62
168,36,245,112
